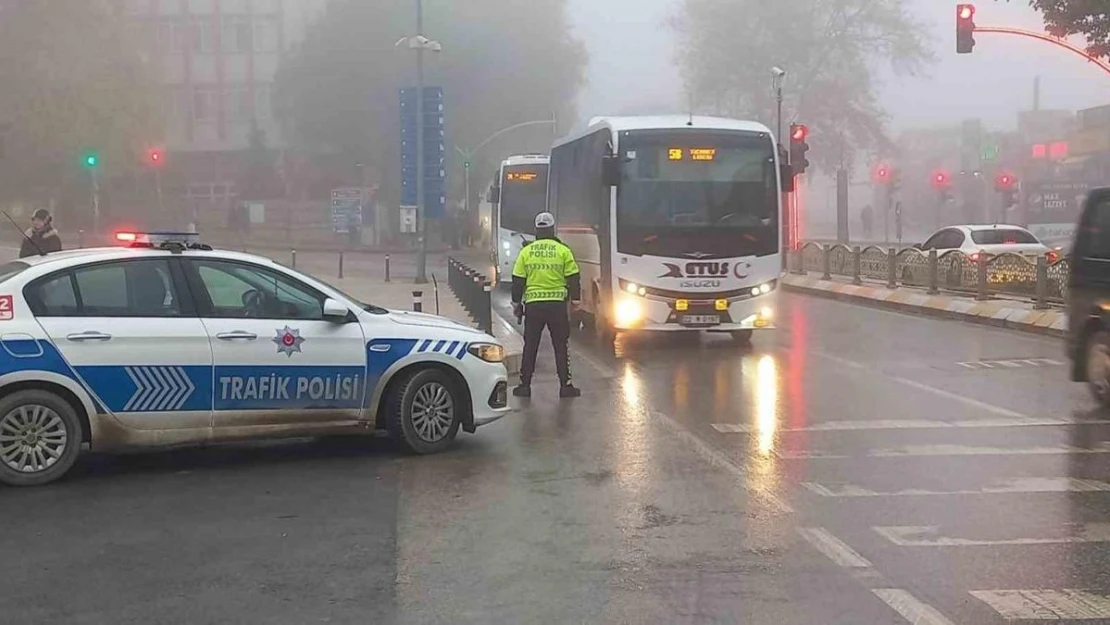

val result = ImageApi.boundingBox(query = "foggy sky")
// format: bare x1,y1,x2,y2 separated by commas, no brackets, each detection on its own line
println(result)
569,0,1110,133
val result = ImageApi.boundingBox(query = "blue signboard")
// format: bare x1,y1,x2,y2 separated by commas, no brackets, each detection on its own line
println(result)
331,187,365,234
400,86,446,218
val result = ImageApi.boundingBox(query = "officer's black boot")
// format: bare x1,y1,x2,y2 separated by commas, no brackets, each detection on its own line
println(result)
513,383,532,398
559,384,581,398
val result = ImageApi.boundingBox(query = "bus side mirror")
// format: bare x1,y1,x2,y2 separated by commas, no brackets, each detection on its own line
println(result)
781,164,795,193
487,185,500,204
602,155,621,187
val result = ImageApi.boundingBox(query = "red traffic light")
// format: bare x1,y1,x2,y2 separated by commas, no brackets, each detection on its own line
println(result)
874,165,890,183
932,170,951,189
995,172,1017,191
147,148,164,166
958,4,974,21
790,124,809,142
956,4,976,53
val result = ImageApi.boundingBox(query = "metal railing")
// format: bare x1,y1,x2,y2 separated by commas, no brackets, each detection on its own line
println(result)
790,242,1069,309
448,257,493,334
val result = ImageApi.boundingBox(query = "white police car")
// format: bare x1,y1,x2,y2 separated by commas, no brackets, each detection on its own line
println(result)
0,232,510,486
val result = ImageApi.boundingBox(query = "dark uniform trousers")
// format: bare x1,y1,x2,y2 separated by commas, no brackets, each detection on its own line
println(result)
520,301,572,386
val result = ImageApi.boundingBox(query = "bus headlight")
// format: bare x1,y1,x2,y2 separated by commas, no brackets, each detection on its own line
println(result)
615,299,642,326
750,281,775,296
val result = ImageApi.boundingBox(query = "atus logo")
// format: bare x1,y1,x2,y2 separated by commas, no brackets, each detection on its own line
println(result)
660,261,751,279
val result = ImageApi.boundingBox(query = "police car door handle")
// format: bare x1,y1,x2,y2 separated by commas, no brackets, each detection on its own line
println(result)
216,331,258,341
66,331,112,342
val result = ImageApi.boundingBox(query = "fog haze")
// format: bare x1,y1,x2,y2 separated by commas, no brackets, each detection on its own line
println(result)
571,0,1110,131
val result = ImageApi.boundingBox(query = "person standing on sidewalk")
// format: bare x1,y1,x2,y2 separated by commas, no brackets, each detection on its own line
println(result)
19,208,62,258
511,211,581,399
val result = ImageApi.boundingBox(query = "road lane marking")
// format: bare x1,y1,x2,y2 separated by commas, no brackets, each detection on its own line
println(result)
814,350,1029,418
775,444,1110,459
645,409,794,515
797,527,872,568
957,358,1064,370
711,416,1103,433
872,589,958,625
875,523,1110,547
803,477,1110,498
971,589,1110,620
889,376,1027,418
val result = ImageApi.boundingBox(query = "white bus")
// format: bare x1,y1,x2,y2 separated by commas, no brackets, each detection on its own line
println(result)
487,154,550,285
548,116,790,343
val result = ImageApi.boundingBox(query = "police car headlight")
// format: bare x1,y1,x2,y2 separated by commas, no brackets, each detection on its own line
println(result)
468,343,505,363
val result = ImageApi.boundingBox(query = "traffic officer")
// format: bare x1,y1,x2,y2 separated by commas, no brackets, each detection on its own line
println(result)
511,211,581,399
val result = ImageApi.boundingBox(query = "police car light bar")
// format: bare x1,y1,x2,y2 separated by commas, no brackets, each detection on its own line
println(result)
114,231,202,248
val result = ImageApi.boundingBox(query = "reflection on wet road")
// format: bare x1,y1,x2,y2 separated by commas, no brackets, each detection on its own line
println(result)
2,290,1106,624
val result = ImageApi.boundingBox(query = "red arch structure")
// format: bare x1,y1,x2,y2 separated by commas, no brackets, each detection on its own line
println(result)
975,26,1110,78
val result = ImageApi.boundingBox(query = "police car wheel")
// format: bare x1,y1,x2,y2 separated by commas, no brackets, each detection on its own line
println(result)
0,390,82,487
389,369,461,454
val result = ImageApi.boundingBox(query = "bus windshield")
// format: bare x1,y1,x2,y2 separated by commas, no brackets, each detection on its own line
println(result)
616,130,778,258
499,164,548,234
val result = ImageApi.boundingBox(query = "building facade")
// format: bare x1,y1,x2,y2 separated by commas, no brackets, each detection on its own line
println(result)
124,0,326,202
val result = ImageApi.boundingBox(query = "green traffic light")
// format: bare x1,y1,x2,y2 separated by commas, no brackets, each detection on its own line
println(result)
83,153,99,168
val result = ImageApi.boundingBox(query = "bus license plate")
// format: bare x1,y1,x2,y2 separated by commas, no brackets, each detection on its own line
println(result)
681,315,719,326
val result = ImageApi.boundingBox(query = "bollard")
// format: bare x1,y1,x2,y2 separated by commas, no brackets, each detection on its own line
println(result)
887,248,897,289
927,249,939,295
792,247,804,274
821,246,832,280
852,246,862,285
975,254,989,300
412,290,423,313
480,282,493,334
385,254,391,282
78,229,85,249
1035,256,1049,310
338,251,344,279
291,249,297,269
431,273,440,315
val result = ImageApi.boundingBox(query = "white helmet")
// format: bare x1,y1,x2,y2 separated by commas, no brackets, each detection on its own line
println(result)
534,212,556,228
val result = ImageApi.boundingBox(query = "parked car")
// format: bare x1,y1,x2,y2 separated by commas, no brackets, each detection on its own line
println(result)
915,224,1055,262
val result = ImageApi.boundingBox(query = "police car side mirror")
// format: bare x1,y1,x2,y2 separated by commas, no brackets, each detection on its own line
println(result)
322,298,351,322
602,155,621,187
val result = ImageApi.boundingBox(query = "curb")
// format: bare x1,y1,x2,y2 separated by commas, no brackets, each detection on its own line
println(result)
782,274,1067,339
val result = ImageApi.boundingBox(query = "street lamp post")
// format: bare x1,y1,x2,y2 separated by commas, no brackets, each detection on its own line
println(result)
771,67,786,145
397,6,442,284
454,115,558,247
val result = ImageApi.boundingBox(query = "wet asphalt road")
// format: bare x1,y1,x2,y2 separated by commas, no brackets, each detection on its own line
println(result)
3,268,1107,623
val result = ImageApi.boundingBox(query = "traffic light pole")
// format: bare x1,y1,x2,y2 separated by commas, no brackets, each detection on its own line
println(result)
91,168,100,235
414,0,428,284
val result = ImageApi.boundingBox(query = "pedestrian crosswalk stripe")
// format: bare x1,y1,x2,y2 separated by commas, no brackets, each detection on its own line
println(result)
797,527,872,568
971,589,1110,620
711,417,1102,433
774,444,1110,459
803,477,1110,498
875,523,1110,547
957,358,1065,370
872,589,957,625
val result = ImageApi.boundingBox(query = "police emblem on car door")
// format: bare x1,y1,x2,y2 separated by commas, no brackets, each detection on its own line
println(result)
186,259,367,429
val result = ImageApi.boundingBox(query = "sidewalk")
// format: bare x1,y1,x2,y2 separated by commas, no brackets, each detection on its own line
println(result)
783,272,1067,338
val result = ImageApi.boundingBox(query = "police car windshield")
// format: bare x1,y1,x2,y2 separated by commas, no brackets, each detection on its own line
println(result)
0,261,29,284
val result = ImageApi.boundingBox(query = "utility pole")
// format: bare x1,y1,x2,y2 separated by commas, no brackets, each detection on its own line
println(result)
771,68,786,145
91,168,100,234
413,0,429,283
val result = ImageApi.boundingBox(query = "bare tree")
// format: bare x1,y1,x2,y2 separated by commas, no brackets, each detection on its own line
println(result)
671,0,933,171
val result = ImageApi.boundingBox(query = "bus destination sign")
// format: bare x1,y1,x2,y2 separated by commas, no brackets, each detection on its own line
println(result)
667,148,717,161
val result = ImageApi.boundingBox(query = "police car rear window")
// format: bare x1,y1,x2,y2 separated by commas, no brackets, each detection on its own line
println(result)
0,261,29,284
